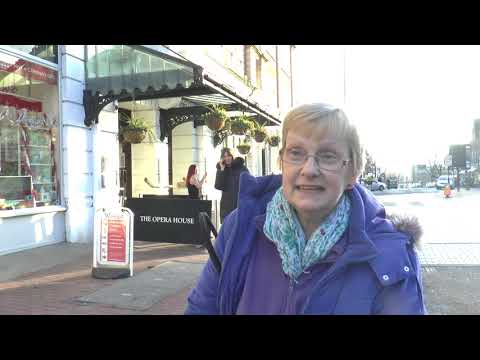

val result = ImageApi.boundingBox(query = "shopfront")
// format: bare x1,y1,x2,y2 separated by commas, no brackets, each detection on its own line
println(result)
0,45,65,255
84,45,281,243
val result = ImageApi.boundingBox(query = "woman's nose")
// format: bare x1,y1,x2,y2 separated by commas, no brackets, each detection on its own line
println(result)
300,156,321,177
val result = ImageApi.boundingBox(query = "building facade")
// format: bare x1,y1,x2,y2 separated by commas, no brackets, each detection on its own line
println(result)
411,164,429,185
0,45,294,255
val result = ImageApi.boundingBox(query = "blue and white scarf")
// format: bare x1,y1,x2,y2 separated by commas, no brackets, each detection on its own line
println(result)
263,187,351,280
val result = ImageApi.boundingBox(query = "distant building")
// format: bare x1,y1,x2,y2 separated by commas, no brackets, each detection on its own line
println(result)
472,119,480,168
411,164,429,184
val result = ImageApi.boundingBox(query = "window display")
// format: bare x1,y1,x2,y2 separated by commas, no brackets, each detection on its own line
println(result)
0,51,58,210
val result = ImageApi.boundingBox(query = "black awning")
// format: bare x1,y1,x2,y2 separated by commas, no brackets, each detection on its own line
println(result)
83,45,281,128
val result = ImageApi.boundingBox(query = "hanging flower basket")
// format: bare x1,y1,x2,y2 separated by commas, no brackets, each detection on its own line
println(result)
122,129,146,144
119,114,157,144
230,115,253,136
237,143,251,155
267,135,280,147
202,104,228,131
205,114,226,131
253,130,268,143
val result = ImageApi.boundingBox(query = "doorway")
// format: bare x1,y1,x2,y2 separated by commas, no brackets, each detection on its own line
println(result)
118,108,132,203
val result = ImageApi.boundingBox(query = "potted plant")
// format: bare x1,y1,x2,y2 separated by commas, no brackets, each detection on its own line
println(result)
230,115,254,136
120,114,157,144
267,135,280,147
237,139,251,155
251,120,268,143
201,104,228,131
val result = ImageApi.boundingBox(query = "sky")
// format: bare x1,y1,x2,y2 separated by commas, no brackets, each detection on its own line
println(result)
293,45,480,177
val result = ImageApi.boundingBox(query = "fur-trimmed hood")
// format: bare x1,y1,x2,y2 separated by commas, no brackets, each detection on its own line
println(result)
386,213,423,246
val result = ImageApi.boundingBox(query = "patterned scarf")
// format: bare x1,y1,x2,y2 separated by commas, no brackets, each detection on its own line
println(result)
263,187,351,280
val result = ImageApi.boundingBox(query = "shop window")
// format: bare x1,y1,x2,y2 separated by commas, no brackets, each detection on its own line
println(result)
0,52,59,210
5,45,58,64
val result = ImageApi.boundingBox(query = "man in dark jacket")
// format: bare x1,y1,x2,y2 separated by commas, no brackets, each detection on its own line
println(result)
215,148,249,222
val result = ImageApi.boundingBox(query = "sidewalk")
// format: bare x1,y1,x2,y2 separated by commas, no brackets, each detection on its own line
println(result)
2,240,480,314
417,243,480,314
0,241,208,314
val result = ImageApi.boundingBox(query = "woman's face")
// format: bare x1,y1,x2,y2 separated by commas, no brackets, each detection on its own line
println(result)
223,153,233,166
281,124,355,222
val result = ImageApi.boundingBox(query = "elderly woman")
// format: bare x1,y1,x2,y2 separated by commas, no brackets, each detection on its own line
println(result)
186,103,426,315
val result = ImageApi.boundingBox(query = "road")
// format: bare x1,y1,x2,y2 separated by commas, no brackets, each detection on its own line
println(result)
375,188,480,244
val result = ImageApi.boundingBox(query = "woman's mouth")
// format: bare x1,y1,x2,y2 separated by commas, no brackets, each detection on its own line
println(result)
296,185,325,191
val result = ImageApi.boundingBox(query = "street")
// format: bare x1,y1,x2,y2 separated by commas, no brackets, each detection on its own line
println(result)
377,188,480,244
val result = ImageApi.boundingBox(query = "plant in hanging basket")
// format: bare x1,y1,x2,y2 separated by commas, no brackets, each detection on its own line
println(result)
119,114,157,144
201,104,229,131
123,128,146,143
236,140,251,155
267,135,280,147
251,119,268,143
230,115,254,136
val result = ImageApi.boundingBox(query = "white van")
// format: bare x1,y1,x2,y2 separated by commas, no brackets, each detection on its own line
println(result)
436,175,455,190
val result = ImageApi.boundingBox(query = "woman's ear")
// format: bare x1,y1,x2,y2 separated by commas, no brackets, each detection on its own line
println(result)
346,175,357,190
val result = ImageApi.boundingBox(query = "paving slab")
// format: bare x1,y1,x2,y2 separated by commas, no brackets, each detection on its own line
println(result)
417,243,480,266
422,266,480,315
75,261,204,311
0,242,92,282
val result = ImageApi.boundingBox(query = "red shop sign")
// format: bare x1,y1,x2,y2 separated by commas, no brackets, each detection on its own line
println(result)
107,219,127,263
0,59,57,85
0,93,43,112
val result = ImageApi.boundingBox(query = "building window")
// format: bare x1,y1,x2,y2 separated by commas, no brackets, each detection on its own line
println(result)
223,46,244,78
256,57,262,89
0,51,59,210
5,45,58,64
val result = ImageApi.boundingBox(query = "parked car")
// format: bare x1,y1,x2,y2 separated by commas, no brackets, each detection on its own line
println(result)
370,180,387,191
436,175,455,190
386,178,398,189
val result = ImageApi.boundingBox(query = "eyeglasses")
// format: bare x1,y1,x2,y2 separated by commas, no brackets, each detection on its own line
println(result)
281,148,350,172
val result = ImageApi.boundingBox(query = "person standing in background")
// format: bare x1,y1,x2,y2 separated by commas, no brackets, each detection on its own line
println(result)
215,148,249,223
186,164,207,199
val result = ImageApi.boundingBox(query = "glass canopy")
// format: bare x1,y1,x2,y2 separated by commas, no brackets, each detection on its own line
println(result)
85,45,198,95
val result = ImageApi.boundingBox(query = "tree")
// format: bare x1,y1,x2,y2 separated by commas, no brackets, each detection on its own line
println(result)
426,160,444,181
363,150,376,179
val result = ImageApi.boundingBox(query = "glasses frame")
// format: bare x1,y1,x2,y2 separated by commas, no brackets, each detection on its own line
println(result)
280,149,351,172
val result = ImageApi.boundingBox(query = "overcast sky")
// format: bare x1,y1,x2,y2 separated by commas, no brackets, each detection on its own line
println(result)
294,45,480,177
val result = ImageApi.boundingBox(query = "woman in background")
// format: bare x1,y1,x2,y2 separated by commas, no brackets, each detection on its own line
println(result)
186,164,207,200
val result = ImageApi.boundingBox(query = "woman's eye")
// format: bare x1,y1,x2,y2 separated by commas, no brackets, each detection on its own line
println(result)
319,153,338,161
289,149,305,157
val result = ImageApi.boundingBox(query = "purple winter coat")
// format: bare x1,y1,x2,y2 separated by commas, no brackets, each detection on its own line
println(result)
185,173,426,315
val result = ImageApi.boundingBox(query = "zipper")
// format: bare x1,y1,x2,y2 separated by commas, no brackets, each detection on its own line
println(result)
283,277,297,314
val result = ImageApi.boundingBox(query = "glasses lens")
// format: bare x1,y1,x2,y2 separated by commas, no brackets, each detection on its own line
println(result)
283,149,347,171
317,153,341,170
284,148,306,164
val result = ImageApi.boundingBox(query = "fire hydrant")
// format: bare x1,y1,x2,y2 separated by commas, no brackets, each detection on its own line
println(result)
444,185,452,198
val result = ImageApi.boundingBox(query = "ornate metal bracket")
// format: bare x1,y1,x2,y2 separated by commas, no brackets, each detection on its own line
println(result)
83,90,118,127
213,128,230,147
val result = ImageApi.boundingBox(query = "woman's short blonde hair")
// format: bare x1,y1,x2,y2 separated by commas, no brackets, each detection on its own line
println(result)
280,103,363,178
